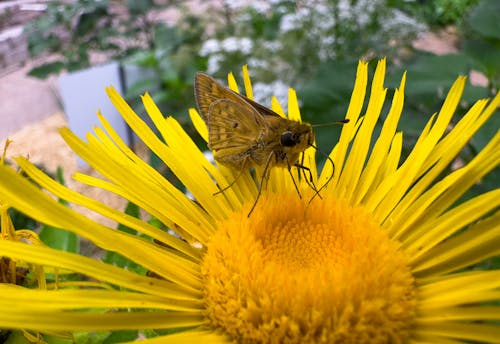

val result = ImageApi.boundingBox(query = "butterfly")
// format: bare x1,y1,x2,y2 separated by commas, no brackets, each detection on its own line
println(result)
194,72,347,215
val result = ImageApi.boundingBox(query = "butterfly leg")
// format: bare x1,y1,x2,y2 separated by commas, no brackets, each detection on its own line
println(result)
247,151,275,217
292,161,322,200
214,160,249,196
286,161,304,200
307,147,336,204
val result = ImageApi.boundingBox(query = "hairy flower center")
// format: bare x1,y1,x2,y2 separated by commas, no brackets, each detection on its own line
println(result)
202,192,417,343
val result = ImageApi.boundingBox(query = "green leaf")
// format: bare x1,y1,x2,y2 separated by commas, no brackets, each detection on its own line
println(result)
297,59,359,157
43,335,74,344
2,330,27,344
154,25,181,53
27,61,65,79
471,108,500,151
457,165,499,205
103,330,138,343
126,77,161,98
386,53,472,133
126,51,158,67
460,83,491,107
142,327,196,338
39,224,79,252
8,208,37,230
76,8,108,36
4,331,75,344
117,202,140,235
74,331,111,344
389,53,470,93
299,59,359,122
463,39,500,78
467,0,500,39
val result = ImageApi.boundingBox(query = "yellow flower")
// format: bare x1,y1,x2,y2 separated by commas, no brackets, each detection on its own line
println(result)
0,59,499,343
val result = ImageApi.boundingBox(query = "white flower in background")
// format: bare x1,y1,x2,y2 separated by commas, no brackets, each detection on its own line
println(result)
316,12,335,30
202,37,254,58
252,80,289,105
262,40,282,51
383,9,426,33
220,37,254,54
206,54,222,74
280,13,299,32
247,58,269,70
220,37,240,53
238,37,253,54
252,1,271,14
200,39,221,56
222,0,246,10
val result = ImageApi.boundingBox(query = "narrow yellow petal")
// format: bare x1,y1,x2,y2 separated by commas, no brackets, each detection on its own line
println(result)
287,88,301,122
383,132,403,181
271,96,286,117
372,77,466,222
338,58,387,201
133,330,228,343
157,117,237,219
413,322,500,343
394,131,500,242
352,131,403,206
404,189,500,259
363,110,431,216
417,306,500,322
227,72,239,93
60,127,214,243
420,99,490,173
0,285,203,312
387,97,494,236
353,73,405,205
409,336,463,344
0,241,200,299
15,158,201,261
149,99,250,218
0,309,204,332
411,212,500,275
0,166,204,291
417,271,500,308
189,108,208,142
323,60,368,190
242,64,253,100
105,87,230,225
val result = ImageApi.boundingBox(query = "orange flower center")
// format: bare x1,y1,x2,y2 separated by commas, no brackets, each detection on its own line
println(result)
202,192,417,343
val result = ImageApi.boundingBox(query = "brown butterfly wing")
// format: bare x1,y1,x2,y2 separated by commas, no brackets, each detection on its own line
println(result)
194,72,281,121
241,95,282,118
195,72,224,121
207,99,269,168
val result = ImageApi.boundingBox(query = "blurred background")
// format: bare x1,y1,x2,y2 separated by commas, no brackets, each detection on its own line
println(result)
0,0,498,225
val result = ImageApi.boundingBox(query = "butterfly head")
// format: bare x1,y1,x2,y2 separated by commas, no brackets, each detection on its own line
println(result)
280,123,314,153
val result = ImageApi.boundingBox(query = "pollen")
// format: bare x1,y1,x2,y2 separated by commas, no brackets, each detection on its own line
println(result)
202,192,417,343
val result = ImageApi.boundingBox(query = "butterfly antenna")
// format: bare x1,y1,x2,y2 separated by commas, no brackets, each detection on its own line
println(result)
311,119,349,128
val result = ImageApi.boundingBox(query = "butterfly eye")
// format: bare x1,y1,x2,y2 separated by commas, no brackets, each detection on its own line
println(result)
280,131,298,147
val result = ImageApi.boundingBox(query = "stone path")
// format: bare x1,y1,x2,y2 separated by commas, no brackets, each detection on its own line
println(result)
0,62,60,139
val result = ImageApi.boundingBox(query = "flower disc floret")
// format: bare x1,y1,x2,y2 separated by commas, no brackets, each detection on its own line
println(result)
202,192,417,343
